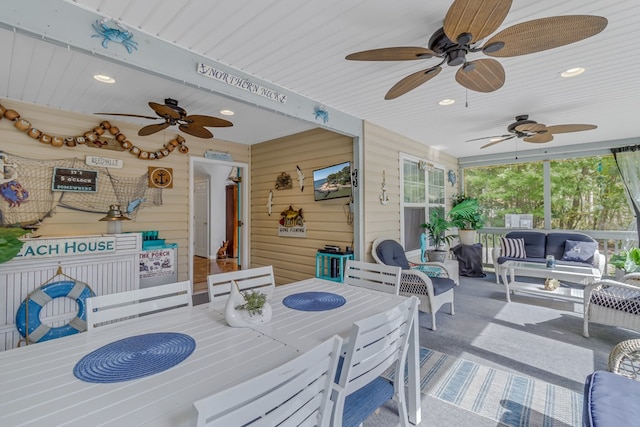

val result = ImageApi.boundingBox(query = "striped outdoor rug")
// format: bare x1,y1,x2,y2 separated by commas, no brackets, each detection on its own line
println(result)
387,348,583,427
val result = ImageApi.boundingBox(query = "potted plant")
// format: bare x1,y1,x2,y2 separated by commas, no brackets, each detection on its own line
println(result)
420,209,457,262
449,195,484,245
225,280,272,327
0,227,31,264
610,248,640,279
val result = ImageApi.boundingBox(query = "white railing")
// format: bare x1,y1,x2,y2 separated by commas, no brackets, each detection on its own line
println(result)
474,228,637,275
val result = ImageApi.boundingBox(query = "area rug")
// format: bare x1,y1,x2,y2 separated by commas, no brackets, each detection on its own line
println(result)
385,348,583,427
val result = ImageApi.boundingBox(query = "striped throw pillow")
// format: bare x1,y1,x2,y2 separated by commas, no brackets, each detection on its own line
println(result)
501,237,526,258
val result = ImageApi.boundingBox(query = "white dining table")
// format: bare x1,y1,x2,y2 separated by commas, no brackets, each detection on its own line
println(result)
0,278,421,426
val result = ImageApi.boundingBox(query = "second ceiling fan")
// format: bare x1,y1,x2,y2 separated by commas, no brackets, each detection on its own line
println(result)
345,0,607,99
467,115,597,149
96,98,233,139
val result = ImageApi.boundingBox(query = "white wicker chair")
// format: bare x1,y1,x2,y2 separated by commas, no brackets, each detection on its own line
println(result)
583,274,640,337
371,238,456,330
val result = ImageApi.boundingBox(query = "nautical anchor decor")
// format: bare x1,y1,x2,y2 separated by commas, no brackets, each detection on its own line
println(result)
148,167,173,189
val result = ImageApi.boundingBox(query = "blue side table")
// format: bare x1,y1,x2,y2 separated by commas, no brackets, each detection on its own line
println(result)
316,253,354,282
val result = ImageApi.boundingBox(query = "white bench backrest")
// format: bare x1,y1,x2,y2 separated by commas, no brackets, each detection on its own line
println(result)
86,280,192,330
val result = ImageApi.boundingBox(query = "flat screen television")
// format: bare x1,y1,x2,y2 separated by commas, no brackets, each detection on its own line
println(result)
312,161,352,201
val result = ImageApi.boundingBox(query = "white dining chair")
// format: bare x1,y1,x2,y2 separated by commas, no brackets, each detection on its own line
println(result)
192,334,344,427
86,280,192,330
207,266,275,305
333,295,419,427
343,259,401,295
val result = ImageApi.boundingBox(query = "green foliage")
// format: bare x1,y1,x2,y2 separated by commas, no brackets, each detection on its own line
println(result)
326,166,351,185
464,155,632,230
610,248,640,273
449,195,484,230
0,228,30,264
420,209,457,250
235,290,267,316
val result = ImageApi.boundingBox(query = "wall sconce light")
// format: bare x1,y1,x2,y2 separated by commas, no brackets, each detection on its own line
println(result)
379,170,389,205
99,204,131,234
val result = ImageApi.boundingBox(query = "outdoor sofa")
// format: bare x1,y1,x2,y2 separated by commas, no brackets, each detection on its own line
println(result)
492,231,605,284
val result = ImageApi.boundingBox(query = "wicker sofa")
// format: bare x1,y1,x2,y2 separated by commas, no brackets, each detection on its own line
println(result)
492,231,605,284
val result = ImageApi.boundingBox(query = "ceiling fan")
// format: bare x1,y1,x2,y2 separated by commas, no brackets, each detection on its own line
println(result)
96,98,233,138
467,115,597,149
345,0,607,100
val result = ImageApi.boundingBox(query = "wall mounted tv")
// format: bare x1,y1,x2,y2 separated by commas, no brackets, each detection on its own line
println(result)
313,161,352,201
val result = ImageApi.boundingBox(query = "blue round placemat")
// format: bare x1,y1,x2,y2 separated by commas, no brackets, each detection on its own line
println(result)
73,332,196,383
283,292,346,311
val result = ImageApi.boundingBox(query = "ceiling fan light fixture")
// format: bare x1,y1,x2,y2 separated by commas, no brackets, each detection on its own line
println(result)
561,67,585,78
94,74,115,84
438,99,455,106
220,109,235,116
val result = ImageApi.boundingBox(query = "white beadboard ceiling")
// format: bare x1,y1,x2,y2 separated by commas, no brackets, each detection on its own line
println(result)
1,0,639,159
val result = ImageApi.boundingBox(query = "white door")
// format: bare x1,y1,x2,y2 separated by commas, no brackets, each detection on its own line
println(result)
194,178,209,257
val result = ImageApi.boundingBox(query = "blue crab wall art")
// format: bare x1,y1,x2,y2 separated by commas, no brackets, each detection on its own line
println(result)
92,19,138,54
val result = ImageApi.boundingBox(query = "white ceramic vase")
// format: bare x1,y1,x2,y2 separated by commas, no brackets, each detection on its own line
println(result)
224,280,272,328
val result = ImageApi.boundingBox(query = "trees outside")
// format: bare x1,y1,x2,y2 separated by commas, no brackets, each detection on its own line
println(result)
464,155,633,231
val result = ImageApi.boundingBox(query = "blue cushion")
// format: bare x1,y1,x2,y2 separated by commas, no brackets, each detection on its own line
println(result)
546,233,595,262
376,240,410,269
343,376,394,427
562,240,597,263
583,370,640,427
505,231,546,258
431,277,456,295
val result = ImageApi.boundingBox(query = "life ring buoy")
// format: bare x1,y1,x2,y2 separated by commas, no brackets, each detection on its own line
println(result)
15,280,95,343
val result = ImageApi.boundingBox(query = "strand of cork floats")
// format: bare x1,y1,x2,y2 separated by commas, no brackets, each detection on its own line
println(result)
0,102,189,161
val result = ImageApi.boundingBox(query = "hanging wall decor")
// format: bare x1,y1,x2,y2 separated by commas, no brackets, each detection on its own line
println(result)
148,167,173,189
92,19,138,54
295,165,305,192
266,190,273,216
278,205,306,238
0,102,189,161
274,172,292,190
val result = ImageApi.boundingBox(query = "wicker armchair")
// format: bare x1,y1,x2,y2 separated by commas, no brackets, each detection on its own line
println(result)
371,238,457,330
583,274,640,337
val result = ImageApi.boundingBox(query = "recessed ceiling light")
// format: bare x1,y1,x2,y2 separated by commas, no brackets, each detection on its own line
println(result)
220,109,235,116
94,74,115,84
561,67,585,78
438,99,455,106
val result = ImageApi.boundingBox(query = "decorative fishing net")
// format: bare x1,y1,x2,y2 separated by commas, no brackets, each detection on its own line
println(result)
0,151,161,226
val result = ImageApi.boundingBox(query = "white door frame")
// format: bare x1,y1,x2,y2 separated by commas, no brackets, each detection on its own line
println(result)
193,177,210,258
189,157,250,286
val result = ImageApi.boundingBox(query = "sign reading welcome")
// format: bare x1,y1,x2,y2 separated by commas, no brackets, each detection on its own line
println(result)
15,236,117,259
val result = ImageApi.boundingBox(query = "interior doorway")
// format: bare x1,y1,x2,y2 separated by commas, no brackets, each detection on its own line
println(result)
189,157,248,294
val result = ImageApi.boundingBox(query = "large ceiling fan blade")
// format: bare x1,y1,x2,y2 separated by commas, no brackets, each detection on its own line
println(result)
515,123,547,133
481,135,515,149
524,132,554,143
346,47,436,61
455,59,505,92
184,115,233,128
483,15,608,57
94,112,159,120
385,67,442,100
466,134,511,142
179,124,214,139
546,124,597,134
138,122,170,136
444,0,512,44
149,102,182,120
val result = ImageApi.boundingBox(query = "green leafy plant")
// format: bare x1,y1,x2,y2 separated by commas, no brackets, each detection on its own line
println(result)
449,195,484,230
610,248,640,273
235,289,268,317
420,209,457,251
0,227,31,264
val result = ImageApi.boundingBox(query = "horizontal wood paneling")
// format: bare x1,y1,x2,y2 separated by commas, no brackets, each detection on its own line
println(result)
251,128,353,285
0,100,248,283
362,121,459,261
